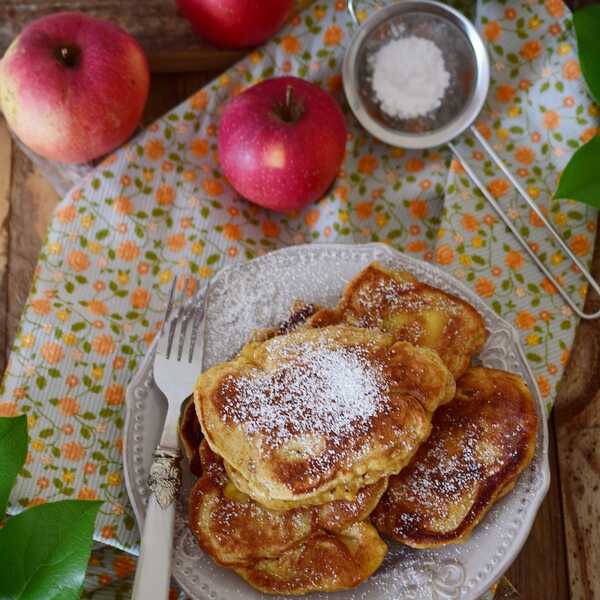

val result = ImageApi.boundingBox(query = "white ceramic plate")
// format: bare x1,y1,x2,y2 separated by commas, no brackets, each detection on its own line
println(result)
124,243,549,600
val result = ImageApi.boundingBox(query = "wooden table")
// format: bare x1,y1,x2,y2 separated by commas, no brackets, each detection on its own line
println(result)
1,26,599,600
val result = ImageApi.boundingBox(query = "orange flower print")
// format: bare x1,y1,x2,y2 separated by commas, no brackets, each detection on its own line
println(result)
515,310,536,329
581,127,597,143
545,0,564,18
145,139,165,161
77,488,98,500
435,244,454,265
191,90,208,111
570,234,590,257
0,402,18,417
222,223,241,241
31,298,52,315
202,179,224,197
281,35,300,54
475,277,495,298
562,60,581,80
484,21,502,42
113,555,136,578
40,342,64,365
305,209,320,227
58,397,80,416
156,185,175,206
409,199,428,219
167,233,186,252
461,214,479,232
543,110,560,130
505,7,517,19
88,300,108,316
529,210,544,227
101,525,116,540
356,202,373,219
515,147,535,164
57,204,76,224
520,40,542,61
488,178,510,199
324,25,343,46
131,287,150,309
117,240,140,261
68,250,90,273
405,158,425,173
106,384,124,406
537,375,550,398
358,155,378,175
541,277,557,294
505,250,524,270
62,441,85,461
190,138,209,158
407,240,427,253
261,220,280,238
114,196,133,215
92,334,116,356
475,121,492,140
495,84,515,103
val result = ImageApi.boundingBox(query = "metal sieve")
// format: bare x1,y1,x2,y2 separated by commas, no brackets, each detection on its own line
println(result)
342,0,600,319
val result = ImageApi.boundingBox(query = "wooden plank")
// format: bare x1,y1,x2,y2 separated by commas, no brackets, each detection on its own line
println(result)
505,413,570,600
0,118,12,372
5,145,61,352
554,220,600,600
0,0,243,73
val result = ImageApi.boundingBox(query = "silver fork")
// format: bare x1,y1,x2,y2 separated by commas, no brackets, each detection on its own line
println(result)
132,276,206,600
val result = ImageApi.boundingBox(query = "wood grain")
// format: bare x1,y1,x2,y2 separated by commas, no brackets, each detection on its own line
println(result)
555,224,600,600
0,1,243,73
0,118,12,371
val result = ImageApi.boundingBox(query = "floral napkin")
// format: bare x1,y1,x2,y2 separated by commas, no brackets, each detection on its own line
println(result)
2,0,596,566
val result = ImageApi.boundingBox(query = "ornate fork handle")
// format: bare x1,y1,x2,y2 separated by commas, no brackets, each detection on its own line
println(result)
132,445,182,599
148,445,182,509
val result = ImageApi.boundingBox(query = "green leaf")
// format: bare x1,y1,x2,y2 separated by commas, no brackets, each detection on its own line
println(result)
554,136,600,208
574,5,600,102
0,416,28,515
0,500,101,600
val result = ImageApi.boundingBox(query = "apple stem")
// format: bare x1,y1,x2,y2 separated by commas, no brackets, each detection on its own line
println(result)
278,85,301,123
55,45,80,68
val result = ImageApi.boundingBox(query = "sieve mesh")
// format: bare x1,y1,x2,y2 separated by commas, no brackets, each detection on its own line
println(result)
357,11,477,136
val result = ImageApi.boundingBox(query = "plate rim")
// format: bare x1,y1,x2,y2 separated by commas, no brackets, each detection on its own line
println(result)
124,242,550,599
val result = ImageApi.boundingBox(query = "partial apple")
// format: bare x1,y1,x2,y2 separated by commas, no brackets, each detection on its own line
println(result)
218,76,347,213
176,0,293,49
0,12,150,164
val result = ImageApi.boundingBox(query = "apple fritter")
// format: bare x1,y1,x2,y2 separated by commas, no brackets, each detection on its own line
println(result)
371,367,538,547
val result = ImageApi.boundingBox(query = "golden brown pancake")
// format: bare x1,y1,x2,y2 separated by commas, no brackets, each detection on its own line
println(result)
195,325,455,509
234,521,387,595
306,262,488,379
371,367,538,547
179,396,203,477
189,441,387,567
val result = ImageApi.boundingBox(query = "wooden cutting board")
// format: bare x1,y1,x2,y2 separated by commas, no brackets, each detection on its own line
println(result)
0,0,244,72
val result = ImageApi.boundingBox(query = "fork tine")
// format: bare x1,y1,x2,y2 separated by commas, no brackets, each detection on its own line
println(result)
188,300,206,364
165,275,187,358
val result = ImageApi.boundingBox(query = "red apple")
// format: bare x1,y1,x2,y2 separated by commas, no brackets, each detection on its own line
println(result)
176,0,293,49
0,12,150,164
218,77,347,213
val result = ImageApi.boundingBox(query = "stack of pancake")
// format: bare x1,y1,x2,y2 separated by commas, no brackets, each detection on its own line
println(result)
180,262,539,595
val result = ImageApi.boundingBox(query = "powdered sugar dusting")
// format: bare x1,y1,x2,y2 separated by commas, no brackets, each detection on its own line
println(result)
221,340,390,447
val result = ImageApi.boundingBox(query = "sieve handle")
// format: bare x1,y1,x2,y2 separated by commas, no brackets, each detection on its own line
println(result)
348,0,360,25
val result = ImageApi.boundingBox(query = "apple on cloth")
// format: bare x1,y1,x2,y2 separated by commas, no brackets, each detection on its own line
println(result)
218,76,347,213
0,11,150,164
177,0,293,49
